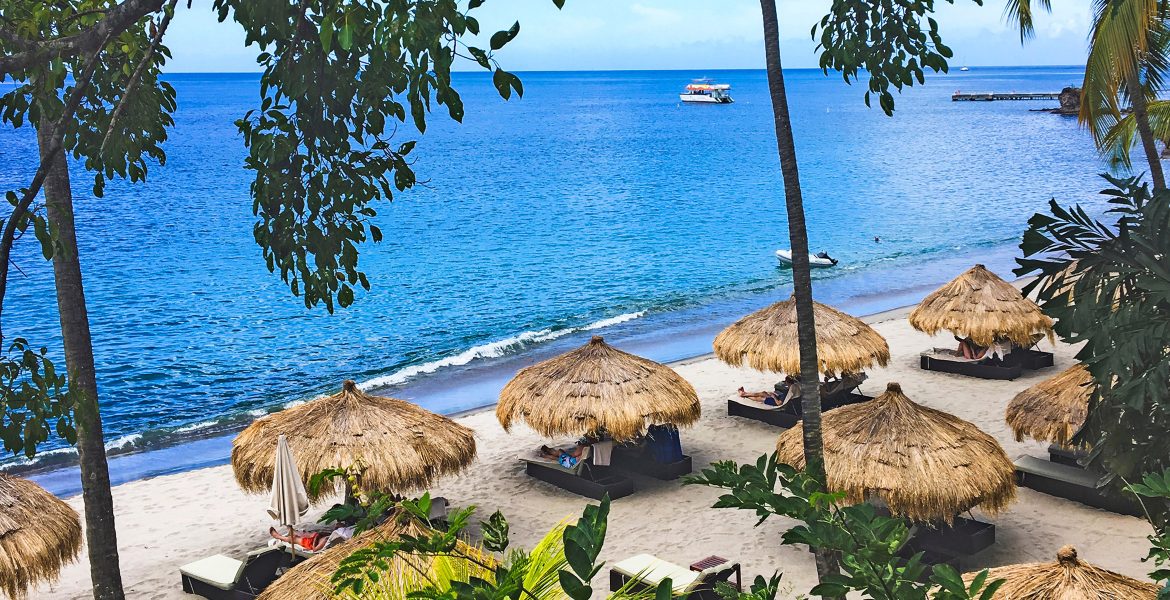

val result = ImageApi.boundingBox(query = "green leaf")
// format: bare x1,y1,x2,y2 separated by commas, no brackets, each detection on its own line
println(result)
490,21,520,50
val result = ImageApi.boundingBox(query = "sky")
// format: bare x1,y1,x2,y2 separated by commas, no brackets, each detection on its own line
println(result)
163,1,1092,73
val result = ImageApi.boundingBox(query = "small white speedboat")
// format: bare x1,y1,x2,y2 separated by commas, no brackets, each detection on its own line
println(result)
776,249,838,268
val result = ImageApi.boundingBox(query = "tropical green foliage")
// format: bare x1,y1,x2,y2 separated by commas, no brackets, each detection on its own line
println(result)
332,496,663,600
0,339,73,457
1017,175,1170,513
211,0,533,313
812,0,982,115
1126,469,1170,594
685,453,1002,600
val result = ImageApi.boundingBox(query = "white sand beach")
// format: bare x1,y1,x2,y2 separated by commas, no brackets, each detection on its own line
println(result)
35,306,1156,599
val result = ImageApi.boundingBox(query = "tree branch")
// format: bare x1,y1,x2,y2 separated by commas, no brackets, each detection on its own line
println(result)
99,0,178,155
0,0,165,78
0,36,110,346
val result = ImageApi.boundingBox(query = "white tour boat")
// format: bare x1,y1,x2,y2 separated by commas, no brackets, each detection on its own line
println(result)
776,249,838,268
680,79,733,104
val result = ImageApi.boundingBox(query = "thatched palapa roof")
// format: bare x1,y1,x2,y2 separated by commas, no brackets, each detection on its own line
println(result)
908,264,1054,347
233,380,476,501
0,474,82,599
775,382,1016,523
963,545,1159,599
713,296,890,376
1006,364,1093,447
497,336,700,442
257,515,493,600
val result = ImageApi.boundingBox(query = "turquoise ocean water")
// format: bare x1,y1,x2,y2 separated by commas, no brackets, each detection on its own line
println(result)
0,67,1115,494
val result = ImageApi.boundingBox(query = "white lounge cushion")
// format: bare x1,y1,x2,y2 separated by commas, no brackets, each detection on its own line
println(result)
179,554,244,590
612,554,699,591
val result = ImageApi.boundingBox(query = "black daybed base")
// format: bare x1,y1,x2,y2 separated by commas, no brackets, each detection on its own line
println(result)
1014,455,1142,517
912,515,996,557
611,445,693,480
727,392,871,428
523,457,634,501
919,349,1023,380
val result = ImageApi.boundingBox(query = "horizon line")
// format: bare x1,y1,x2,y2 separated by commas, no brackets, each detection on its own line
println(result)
159,64,1086,75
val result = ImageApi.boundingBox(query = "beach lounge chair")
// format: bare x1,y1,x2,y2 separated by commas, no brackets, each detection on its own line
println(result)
179,547,284,599
521,446,635,501
919,348,1023,380
911,515,996,557
1014,455,1142,517
609,554,741,600
727,379,871,428
611,425,693,480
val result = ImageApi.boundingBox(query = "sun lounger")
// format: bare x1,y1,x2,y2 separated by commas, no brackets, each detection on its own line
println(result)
1013,348,1055,370
1014,455,1142,517
520,448,634,501
1047,444,1087,468
920,348,1023,380
896,538,961,578
912,515,996,557
727,391,871,429
609,553,741,600
611,426,692,480
179,547,284,599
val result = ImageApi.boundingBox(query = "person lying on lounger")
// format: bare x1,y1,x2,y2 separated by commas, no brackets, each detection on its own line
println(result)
739,375,801,407
539,437,593,468
268,525,354,551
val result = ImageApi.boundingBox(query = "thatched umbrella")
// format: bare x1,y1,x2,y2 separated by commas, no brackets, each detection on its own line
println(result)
963,545,1159,599
233,380,476,501
1006,364,1094,447
713,296,889,376
0,474,82,599
497,336,700,442
908,264,1054,347
775,382,1016,523
257,516,493,600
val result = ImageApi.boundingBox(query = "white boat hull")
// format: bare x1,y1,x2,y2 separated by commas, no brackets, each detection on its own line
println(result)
776,250,837,268
679,94,732,104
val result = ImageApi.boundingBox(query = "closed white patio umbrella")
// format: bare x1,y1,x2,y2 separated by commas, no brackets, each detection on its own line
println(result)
268,434,309,558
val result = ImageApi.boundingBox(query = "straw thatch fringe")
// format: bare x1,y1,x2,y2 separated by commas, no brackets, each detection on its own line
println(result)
713,297,890,376
233,381,476,501
963,545,1159,599
257,514,494,600
0,474,82,600
776,382,1017,523
1006,364,1093,447
497,336,701,442
908,264,1054,347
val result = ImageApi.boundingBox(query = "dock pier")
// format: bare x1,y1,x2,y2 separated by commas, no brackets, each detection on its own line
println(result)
952,91,1061,102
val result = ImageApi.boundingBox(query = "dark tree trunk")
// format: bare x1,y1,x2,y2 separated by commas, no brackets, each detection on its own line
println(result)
1126,71,1165,190
758,0,840,593
37,121,125,600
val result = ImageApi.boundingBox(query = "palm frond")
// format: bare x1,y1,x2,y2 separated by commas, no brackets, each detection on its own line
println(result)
1080,0,1161,143
1101,99,1170,168
1004,0,1053,41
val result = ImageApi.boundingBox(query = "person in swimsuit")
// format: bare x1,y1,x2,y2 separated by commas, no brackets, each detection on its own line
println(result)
739,375,801,407
539,439,590,467
269,526,329,551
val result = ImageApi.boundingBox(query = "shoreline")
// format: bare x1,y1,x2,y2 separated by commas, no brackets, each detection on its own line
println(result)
39,291,934,500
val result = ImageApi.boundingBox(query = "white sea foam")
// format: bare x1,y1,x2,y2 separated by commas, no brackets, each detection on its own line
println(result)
360,311,647,389
173,421,218,434
582,311,645,330
105,434,142,451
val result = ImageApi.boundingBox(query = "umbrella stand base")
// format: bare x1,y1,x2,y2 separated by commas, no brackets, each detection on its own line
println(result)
1015,455,1142,517
525,461,635,500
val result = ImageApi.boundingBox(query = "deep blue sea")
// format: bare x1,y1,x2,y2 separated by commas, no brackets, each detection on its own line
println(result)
0,67,1116,494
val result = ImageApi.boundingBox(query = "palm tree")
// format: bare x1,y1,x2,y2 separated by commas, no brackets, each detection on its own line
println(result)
757,0,840,588
1009,0,1168,188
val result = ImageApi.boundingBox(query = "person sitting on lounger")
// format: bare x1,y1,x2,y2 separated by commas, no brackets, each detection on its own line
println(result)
268,525,354,551
739,375,801,407
955,336,989,360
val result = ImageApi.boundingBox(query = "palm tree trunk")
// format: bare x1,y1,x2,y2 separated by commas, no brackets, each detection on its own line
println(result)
1126,71,1165,189
37,121,126,600
758,0,840,592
